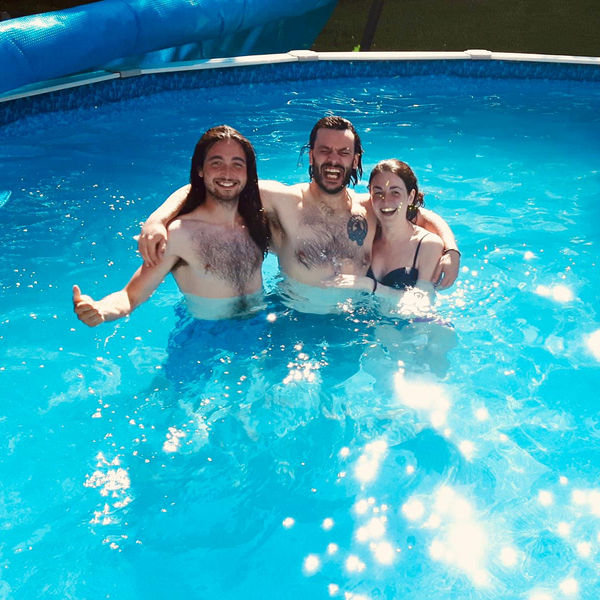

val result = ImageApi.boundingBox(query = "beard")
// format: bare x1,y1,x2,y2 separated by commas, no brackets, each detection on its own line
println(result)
204,181,242,204
311,162,353,195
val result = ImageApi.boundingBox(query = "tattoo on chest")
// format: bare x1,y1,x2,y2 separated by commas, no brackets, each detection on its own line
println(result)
295,209,370,270
178,227,262,294
347,215,368,246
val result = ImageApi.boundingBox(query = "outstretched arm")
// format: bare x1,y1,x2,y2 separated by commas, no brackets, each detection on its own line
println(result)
73,255,178,327
416,208,460,289
138,185,190,267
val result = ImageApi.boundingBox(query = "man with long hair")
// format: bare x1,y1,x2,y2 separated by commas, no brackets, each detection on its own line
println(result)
73,125,270,326
137,116,459,290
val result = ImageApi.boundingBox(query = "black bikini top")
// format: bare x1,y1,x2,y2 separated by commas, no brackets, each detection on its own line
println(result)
367,235,428,291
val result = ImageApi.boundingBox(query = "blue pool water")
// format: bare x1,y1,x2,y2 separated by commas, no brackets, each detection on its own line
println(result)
1,66,600,599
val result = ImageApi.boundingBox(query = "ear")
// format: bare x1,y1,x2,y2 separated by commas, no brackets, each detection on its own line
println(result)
308,148,314,166
408,189,416,204
198,168,204,178
352,153,359,169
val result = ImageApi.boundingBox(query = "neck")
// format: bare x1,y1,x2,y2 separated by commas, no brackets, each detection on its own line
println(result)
308,181,352,211
197,194,242,225
379,215,415,242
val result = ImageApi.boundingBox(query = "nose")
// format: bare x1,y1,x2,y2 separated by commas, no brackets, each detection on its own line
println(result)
221,164,236,179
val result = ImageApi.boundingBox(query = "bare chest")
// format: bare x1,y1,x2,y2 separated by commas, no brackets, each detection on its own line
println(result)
176,225,262,293
293,205,372,271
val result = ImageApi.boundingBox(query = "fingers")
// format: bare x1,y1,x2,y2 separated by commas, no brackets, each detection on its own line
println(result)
145,236,165,268
74,303,104,327
438,270,457,290
73,292,105,328
139,235,156,267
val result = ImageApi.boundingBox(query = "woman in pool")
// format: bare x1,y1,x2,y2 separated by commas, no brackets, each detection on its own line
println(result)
324,158,445,299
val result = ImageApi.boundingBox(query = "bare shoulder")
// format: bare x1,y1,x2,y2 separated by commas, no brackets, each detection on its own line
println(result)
351,190,370,208
350,191,371,213
167,214,206,237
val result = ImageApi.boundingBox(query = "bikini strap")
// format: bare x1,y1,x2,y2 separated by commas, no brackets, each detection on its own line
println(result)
411,233,429,270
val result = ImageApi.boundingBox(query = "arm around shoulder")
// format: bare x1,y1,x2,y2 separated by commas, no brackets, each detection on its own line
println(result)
258,179,291,213
139,184,190,266
416,208,458,253
417,208,460,289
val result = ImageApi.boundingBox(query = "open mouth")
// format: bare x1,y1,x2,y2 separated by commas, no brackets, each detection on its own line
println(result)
379,207,398,215
215,180,238,189
321,166,344,181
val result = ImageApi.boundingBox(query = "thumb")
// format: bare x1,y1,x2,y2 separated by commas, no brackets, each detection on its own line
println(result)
72,284,82,302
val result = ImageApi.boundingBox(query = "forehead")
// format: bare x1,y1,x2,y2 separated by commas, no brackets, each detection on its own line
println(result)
205,138,246,160
371,171,407,190
313,127,356,149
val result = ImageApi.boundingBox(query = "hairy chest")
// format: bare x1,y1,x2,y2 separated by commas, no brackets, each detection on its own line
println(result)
175,226,262,291
294,206,372,270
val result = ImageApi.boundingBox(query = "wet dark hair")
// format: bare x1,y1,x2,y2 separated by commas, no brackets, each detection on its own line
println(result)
302,116,364,186
369,159,425,223
179,125,270,256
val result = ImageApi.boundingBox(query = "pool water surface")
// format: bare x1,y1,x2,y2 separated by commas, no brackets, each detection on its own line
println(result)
1,71,600,599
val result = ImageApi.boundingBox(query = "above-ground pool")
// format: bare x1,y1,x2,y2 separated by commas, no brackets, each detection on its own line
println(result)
1,57,600,600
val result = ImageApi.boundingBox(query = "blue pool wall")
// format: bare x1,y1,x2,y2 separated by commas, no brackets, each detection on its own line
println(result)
0,0,337,94
2,52,600,129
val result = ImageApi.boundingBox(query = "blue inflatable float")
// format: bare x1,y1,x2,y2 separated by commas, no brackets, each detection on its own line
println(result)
0,0,338,94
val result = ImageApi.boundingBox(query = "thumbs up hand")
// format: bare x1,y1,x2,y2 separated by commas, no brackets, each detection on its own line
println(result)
72,285,105,327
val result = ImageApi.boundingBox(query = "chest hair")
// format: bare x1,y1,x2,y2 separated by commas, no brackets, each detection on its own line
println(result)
177,225,262,294
295,205,370,270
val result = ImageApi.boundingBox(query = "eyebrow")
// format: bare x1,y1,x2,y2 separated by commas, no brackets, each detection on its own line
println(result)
372,184,402,191
207,154,246,163
315,144,352,152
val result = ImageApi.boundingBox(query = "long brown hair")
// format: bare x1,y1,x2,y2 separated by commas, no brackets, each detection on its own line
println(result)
179,125,270,256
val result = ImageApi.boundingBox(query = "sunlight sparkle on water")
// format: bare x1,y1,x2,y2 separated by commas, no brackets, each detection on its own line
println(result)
500,546,518,567
535,284,574,303
345,555,366,573
355,440,388,483
475,407,489,421
356,518,386,542
538,490,553,506
372,541,395,565
282,517,295,528
402,499,425,522
576,541,591,558
394,374,450,428
587,329,600,362
303,554,320,575
559,578,579,596
459,440,476,460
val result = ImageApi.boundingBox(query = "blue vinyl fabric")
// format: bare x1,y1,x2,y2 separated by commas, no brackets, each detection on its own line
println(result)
0,0,337,94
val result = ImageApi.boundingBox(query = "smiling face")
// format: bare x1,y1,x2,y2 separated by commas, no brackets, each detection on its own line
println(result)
309,128,359,195
369,171,416,221
199,138,248,204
